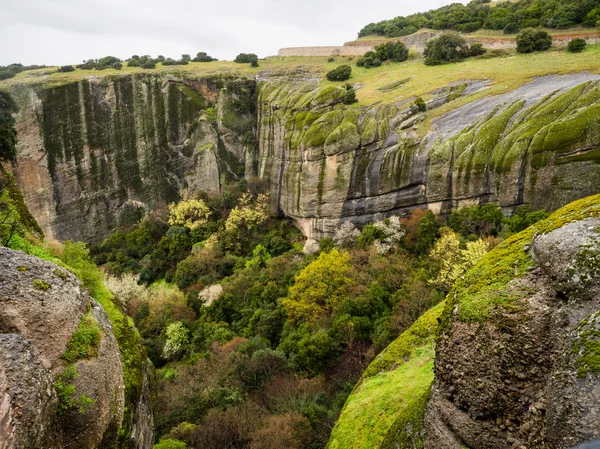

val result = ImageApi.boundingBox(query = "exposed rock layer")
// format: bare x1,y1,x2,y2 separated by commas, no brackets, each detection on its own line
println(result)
7,71,600,243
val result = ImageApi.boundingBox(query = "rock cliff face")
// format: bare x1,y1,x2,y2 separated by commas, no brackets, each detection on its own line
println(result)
6,71,600,243
329,194,600,449
0,247,154,449
8,74,255,242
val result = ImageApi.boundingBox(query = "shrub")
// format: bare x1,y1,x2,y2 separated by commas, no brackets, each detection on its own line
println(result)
58,65,76,72
503,22,520,34
0,71,15,80
424,33,470,65
142,60,156,69
328,57,335,62
568,38,587,53
469,43,486,57
476,49,510,59
516,28,552,53
62,313,102,363
343,86,357,105
412,97,427,113
193,52,216,62
326,65,352,82
374,41,409,63
127,58,140,67
112,62,122,70
153,439,187,449
251,58,259,67
168,194,211,230
234,53,259,63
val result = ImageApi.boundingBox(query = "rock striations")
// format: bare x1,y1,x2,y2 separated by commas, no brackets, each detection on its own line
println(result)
6,71,600,245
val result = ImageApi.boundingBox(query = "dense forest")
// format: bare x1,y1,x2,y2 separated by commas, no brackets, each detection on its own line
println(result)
81,179,549,449
358,0,600,38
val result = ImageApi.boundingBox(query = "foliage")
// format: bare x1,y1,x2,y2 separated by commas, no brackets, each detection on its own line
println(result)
447,203,503,237
358,0,600,38
326,65,352,82
193,52,217,62
504,22,520,34
282,249,353,323
412,97,427,113
429,229,489,291
153,439,187,449
234,53,259,63
333,222,360,248
163,321,190,359
0,90,18,164
105,273,148,306
168,193,211,230
58,65,76,73
62,312,102,363
372,216,406,255
469,43,487,57
424,33,471,65
503,205,549,234
568,38,587,52
343,85,357,104
516,28,553,53
54,365,96,414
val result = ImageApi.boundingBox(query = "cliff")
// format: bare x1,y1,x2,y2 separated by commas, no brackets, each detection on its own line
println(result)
329,193,600,449
4,64,600,244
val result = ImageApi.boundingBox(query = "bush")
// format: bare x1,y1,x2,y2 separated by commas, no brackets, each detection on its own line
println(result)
326,65,352,82
374,41,409,63
127,58,140,67
142,60,156,69
503,22,520,34
234,53,258,63
469,43,486,57
58,65,76,72
516,28,552,53
0,71,15,80
251,58,259,67
476,49,510,59
193,52,216,62
568,38,587,53
424,33,470,65
112,62,122,70
328,57,335,62
343,86,357,105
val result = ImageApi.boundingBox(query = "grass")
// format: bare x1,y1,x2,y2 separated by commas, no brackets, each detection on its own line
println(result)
4,44,600,113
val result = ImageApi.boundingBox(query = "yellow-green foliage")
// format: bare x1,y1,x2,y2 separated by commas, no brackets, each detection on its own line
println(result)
282,249,353,323
62,312,102,363
168,195,211,230
428,229,489,291
224,193,270,232
446,194,600,324
32,278,51,291
328,302,444,449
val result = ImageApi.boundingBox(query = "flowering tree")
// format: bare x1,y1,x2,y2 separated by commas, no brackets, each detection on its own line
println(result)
168,191,211,230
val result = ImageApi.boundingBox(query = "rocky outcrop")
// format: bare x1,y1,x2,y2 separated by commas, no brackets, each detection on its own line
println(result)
423,194,600,449
5,71,600,244
328,194,600,449
0,246,154,448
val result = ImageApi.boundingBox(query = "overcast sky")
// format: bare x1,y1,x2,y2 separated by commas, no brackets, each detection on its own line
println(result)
0,0,462,66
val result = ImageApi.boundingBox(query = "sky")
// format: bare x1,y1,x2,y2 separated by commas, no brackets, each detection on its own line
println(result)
0,0,461,66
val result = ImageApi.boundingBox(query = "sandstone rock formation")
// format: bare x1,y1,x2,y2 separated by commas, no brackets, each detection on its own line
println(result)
0,247,154,448
6,71,600,244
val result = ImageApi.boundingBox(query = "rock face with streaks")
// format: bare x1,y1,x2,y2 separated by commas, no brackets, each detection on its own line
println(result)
6,71,600,244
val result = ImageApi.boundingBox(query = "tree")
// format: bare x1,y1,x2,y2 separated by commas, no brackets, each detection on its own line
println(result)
162,321,190,359
251,58,259,67
429,229,489,291
168,193,211,230
193,52,216,62
58,65,75,73
234,53,259,63
424,33,471,65
0,91,18,164
568,38,587,53
281,249,353,322
503,22,520,34
326,65,352,82
516,28,552,53
142,60,156,69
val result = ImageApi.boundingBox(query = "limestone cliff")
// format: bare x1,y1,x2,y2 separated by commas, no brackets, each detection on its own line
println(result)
329,194,600,449
5,70,600,243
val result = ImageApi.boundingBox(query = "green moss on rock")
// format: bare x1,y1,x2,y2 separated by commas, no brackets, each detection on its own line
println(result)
327,302,444,449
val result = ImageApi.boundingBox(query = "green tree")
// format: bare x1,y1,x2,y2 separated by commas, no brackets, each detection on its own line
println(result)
424,33,470,65
567,38,587,53
0,91,18,164
516,28,552,53
326,65,352,82
343,86,357,104
281,249,353,322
